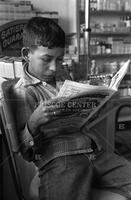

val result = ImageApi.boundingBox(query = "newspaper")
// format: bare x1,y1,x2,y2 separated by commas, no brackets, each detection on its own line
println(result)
40,59,130,135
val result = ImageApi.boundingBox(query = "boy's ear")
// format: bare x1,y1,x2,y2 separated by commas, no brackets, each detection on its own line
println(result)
21,47,30,62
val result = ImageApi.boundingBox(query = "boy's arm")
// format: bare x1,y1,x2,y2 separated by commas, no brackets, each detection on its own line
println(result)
13,86,39,161
13,85,56,161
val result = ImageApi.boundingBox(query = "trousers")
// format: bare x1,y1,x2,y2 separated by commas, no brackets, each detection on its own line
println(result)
38,148,131,200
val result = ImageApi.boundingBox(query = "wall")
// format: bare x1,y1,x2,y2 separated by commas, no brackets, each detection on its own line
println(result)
5,0,77,33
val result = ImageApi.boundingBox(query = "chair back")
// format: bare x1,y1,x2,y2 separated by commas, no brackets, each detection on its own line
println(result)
1,79,38,200
1,79,19,153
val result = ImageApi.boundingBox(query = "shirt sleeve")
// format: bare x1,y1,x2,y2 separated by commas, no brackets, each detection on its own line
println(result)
19,123,35,161
13,85,39,161
20,123,34,147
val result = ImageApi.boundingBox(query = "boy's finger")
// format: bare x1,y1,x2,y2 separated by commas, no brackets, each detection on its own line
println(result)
45,105,60,112
48,110,61,117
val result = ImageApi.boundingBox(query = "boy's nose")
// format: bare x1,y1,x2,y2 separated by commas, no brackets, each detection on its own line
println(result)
49,61,56,71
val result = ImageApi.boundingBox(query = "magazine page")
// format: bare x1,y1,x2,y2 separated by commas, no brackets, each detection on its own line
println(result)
80,91,118,130
57,80,109,98
41,85,116,136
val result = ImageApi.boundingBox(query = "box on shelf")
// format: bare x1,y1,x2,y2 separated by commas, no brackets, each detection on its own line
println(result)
0,56,23,79
0,56,15,79
13,57,23,78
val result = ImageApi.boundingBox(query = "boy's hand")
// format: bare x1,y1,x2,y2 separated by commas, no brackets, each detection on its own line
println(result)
27,101,60,134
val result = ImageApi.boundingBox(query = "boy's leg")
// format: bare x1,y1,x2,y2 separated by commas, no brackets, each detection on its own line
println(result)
92,189,127,200
39,154,93,200
93,150,131,199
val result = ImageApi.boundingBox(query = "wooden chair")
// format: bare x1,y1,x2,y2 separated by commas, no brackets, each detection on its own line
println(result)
0,79,38,200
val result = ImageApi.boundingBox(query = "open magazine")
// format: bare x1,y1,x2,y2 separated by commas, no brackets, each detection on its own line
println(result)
40,59,130,135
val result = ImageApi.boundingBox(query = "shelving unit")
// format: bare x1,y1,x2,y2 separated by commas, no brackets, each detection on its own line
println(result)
90,1,131,91
66,0,131,94
89,0,131,73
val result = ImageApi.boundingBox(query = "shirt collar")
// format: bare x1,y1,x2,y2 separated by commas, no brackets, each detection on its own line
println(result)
15,63,59,95
22,63,46,86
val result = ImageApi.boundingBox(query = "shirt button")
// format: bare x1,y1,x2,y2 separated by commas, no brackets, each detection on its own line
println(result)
29,141,34,146
42,82,47,86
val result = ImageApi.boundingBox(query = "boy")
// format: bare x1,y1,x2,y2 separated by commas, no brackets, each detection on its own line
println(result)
13,17,131,200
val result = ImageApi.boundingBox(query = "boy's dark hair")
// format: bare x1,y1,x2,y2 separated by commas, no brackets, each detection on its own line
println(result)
23,17,65,49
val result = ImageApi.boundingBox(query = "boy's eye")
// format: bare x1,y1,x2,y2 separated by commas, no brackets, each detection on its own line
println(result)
57,57,63,63
41,57,52,62
40,56,64,63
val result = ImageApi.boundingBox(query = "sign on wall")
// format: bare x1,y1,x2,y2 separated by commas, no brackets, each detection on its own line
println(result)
0,20,27,56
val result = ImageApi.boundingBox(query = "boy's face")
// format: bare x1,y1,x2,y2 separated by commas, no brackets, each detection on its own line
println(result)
28,46,64,83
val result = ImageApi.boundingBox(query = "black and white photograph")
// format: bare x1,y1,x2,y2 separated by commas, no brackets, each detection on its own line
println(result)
0,0,131,200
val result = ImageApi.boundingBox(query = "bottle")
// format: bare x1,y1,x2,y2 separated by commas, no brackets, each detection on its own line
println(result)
80,0,85,11
90,0,94,11
96,41,101,54
101,41,106,54
95,64,99,75
126,16,131,29
105,43,112,54
93,0,97,10
90,60,96,75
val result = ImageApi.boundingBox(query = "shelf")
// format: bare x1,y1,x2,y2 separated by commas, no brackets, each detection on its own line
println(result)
88,73,131,78
75,32,131,37
91,32,131,37
90,10,131,16
79,54,131,58
66,33,77,37
90,53,131,59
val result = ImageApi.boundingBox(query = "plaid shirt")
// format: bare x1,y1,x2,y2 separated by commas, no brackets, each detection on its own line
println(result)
13,63,96,169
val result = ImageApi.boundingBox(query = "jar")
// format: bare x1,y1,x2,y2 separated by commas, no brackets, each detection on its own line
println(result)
105,43,112,54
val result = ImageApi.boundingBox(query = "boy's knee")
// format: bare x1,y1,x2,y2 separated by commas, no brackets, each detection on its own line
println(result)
92,189,127,200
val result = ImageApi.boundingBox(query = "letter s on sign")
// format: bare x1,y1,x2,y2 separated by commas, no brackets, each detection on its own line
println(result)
1,30,6,40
